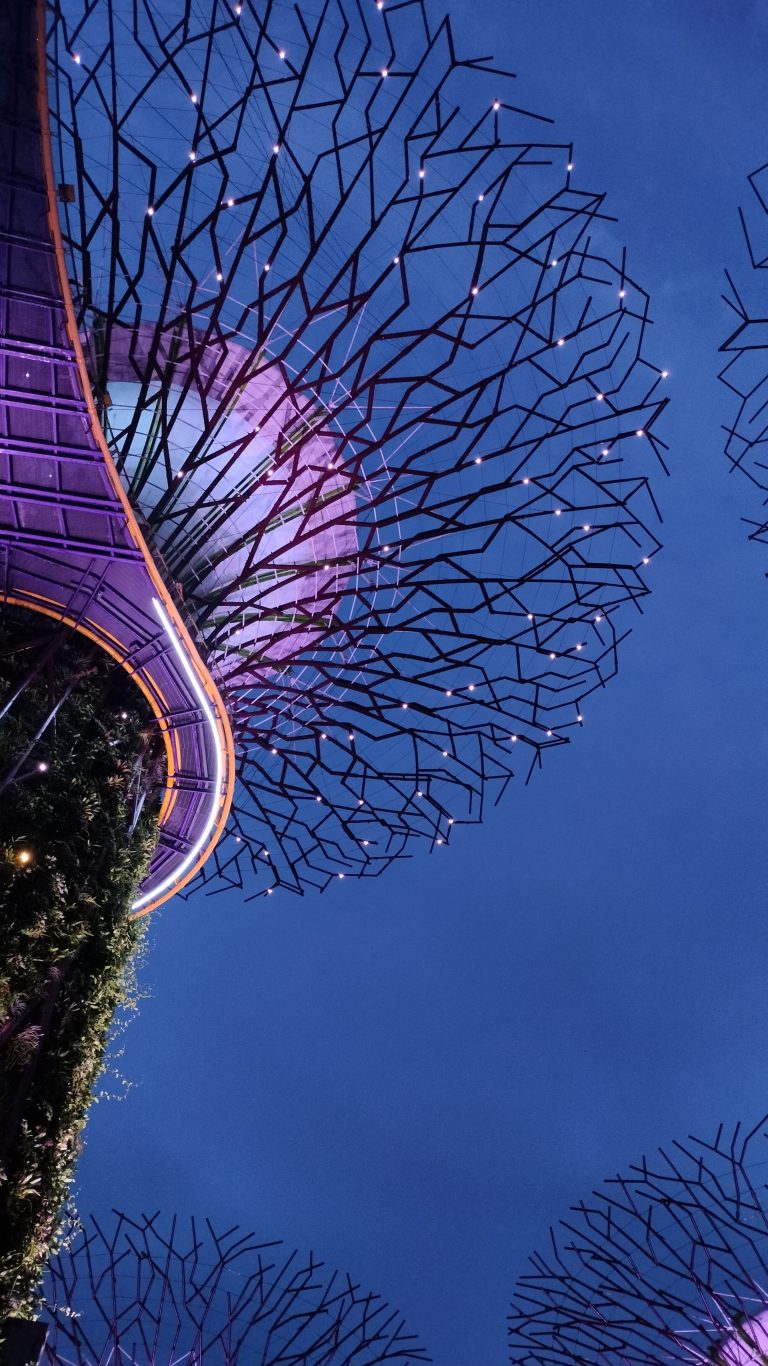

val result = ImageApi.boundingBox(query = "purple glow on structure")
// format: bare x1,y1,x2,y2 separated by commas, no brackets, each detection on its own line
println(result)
719,1312,768,1366
97,324,357,679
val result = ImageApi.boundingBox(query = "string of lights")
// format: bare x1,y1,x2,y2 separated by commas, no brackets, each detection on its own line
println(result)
46,0,670,900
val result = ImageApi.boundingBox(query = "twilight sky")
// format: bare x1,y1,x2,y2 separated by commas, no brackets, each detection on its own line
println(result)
77,3,768,1362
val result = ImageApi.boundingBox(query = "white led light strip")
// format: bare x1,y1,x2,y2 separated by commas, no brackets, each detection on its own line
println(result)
131,597,225,912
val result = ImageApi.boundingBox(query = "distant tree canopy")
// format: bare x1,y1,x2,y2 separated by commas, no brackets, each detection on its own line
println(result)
0,614,162,1320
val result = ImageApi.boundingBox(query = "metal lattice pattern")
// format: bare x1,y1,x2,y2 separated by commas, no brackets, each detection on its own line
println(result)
721,163,768,555
48,0,669,898
43,1212,429,1365
508,1115,768,1366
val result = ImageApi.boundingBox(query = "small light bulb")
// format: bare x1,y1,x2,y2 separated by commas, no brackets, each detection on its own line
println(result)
549,652,556,660
557,338,565,346
595,613,603,623
37,761,48,772
146,205,154,216
272,143,280,154
446,690,453,697
17,849,32,866
583,524,591,531
72,52,81,63
636,429,644,437
267,887,273,894
550,258,558,267
577,714,584,722
478,193,485,202
595,393,603,401
189,150,197,161
338,872,345,879
474,456,482,464
120,711,128,720
418,168,426,179
493,100,501,110
264,262,271,271
393,256,400,264
402,702,408,709
278,49,286,58
661,369,669,378
442,750,448,757
522,477,529,485
226,197,234,207
190,91,198,103
566,162,573,171
437,838,443,845
619,288,626,298
471,285,479,296
381,67,388,77
468,683,475,692
216,271,223,281
511,735,518,743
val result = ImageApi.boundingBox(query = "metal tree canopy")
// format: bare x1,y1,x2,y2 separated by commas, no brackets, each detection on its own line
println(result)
721,162,768,559
508,1115,768,1366
42,1212,429,1365
0,0,235,916
40,0,668,899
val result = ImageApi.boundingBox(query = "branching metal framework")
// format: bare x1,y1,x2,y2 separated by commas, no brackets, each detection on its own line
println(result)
42,1212,429,1365
45,0,669,899
721,163,768,551
508,1114,768,1366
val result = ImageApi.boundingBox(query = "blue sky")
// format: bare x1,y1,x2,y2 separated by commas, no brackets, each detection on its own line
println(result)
77,3,768,1362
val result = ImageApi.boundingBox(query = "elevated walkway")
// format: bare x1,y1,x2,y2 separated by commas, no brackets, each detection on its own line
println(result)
0,0,235,914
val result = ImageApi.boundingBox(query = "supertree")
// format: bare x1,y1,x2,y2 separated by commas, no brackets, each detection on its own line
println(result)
38,0,669,906
29,1211,428,1365
508,1113,768,1366
721,163,768,557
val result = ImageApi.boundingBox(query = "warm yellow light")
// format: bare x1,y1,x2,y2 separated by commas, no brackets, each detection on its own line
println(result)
17,849,32,866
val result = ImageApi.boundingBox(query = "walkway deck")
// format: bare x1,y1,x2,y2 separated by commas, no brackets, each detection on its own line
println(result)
0,0,235,915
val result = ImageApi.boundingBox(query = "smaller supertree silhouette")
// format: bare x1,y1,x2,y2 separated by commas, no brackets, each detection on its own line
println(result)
40,1212,429,1365
508,1114,768,1366
721,163,768,554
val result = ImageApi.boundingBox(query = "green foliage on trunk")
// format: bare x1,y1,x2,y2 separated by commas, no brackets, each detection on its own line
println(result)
0,620,162,1320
